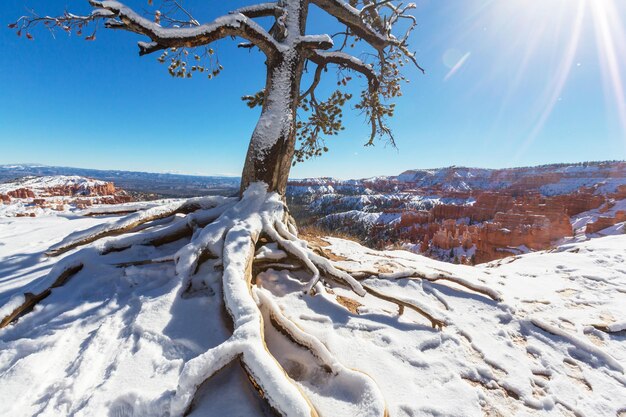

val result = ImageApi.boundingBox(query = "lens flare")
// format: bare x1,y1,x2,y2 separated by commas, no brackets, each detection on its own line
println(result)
444,52,471,81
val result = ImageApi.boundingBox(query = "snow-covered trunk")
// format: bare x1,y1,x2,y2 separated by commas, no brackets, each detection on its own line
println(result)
241,52,305,195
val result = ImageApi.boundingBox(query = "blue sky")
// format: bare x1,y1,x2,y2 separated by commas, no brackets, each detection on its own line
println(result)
1,0,625,179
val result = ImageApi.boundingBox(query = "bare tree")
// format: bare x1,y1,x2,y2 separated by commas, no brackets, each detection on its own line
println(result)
11,0,422,195
4,2,503,416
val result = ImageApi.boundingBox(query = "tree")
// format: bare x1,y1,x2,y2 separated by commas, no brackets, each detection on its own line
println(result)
11,0,423,195
5,2,501,416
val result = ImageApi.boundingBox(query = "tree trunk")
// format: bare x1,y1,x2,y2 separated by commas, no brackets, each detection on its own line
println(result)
240,51,305,196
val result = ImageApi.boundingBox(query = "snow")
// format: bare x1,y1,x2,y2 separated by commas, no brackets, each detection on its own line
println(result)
571,198,626,236
0,175,109,194
1,197,625,416
306,162,626,195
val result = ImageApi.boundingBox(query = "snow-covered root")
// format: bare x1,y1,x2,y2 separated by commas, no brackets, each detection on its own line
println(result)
263,216,365,296
169,186,321,416
167,185,389,416
173,186,365,297
97,200,237,255
0,200,236,329
46,196,234,257
361,283,447,329
257,287,389,417
529,318,624,374
378,269,502,302
0,263,83,328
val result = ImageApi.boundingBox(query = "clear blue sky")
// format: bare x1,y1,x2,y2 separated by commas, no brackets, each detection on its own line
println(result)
1,0,625,178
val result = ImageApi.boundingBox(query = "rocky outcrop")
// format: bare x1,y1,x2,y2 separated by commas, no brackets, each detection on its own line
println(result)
392,193,583,264
552,192,605,216
432,204,466,221
0,176,132,217
291,162,626,265
34,182,116,197
8,188,35,199
585,211,626,234
468,192,515,222
613,185,626,200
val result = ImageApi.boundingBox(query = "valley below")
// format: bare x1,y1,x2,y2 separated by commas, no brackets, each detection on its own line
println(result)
2,161,625,266
288,161,626,264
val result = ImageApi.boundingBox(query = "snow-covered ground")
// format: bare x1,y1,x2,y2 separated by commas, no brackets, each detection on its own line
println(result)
0,175,109,194
0,210,625,416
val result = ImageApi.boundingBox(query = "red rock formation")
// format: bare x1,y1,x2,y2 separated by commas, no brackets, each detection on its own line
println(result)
2,178,132,216
613,185,626,200
41,182,116,197
400,210,431,227
585,211,626,234
8,188,35,198
599,201,615,213
432,205,466,221
552,192,605,216
468,192,514,222
395,191,583,264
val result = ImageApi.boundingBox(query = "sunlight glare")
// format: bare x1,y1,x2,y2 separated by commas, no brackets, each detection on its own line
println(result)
589,0,626,145
514,0,586,161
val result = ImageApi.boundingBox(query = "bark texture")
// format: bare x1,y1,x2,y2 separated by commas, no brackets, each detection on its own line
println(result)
240,52,306,195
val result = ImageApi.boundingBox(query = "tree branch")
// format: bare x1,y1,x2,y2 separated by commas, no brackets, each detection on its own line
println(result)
310,0,389,50
233,2,281,18
306,50,388,147
16,1,282,58
89,1,281,56
307,50,379,91
300,63,326,102
310,0,424,73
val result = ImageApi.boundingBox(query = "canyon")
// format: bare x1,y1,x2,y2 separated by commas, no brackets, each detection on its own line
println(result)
288,161,626,264
0,176,132,216
1,162,624,264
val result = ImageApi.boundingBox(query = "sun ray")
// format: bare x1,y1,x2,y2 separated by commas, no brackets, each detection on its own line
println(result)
589,0,626,147
512,0,586,162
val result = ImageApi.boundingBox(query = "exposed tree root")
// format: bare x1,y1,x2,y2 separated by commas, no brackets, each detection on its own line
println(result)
169,188,322,416
591,323,626,335
113,258,175,268
529,318,624,373
377,270,502,302
46,196,234,257
257,287,388,416
310,247,500,306
0,202,234,330
0,264,83,328
2,183,505,415
361,283,447,330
